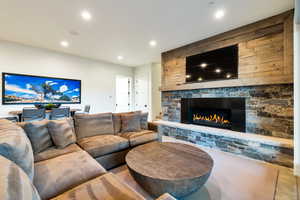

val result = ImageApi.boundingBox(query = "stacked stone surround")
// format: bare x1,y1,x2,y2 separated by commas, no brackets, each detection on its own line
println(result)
158,125,293,168
162,84,294,139
160,84,294,167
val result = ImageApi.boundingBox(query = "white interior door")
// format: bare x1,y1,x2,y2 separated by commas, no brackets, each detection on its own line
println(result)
134,65,151,115
115,76,132,113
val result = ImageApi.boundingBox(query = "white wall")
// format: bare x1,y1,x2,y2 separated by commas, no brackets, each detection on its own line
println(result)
151,63,162,120
0,40,133,117
294,19,300,175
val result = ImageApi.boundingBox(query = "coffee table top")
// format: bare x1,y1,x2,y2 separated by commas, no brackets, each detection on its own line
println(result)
126,142,214,181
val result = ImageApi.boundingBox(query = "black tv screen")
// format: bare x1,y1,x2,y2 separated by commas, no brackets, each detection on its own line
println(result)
2,73,81,105
186,45,238,83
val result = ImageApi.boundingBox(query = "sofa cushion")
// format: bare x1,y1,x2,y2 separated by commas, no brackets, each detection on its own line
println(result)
121,112,141,133
95,149,130,170
34,150,106,200
48,118,76,148
21,120,54,153
34,144,82,162
0,119,35,180
119,130,158,147
140,112,149,130
0,156,41,200
78,135,129,157
51,173,145,200
74,113,114,139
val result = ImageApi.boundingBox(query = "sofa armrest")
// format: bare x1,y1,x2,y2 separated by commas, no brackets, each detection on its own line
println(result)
155,193,177,200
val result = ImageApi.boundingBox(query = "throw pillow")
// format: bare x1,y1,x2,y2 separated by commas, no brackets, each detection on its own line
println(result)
48,118,76,148
22,120,53,153
112,111,142,134
140,112,149,130
121,112,141,133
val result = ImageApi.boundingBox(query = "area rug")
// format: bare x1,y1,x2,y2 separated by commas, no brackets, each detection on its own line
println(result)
110,137,279,200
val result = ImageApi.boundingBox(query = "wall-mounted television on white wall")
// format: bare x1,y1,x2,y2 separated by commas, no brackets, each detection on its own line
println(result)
2,73,81,105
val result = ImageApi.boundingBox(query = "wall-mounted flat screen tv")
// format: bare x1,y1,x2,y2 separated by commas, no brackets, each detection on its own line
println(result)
186,45,238,83
2,73,81,105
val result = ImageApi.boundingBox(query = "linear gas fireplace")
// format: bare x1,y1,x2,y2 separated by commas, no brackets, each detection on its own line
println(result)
181,98,246,132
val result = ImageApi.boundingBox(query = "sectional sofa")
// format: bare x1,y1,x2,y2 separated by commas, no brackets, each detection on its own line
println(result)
0,111,175,200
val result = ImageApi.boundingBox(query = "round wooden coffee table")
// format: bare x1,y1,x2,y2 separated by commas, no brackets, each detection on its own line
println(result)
126,142,214,198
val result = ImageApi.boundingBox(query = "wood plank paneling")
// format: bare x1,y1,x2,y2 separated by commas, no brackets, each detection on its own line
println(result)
284,13,294,75
161,10,294,91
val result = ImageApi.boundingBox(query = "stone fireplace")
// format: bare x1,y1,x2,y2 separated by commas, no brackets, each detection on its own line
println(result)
157,84,293,167
181,98,245,132
162,84,293,139
158,11,294,167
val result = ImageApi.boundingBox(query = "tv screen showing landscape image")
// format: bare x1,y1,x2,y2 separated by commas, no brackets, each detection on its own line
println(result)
2,73,81,104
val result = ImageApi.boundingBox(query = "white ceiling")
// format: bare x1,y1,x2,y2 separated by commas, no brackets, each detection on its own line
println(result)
0,0,294,67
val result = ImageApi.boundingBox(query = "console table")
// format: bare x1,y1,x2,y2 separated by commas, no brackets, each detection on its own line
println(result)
9,108,81,122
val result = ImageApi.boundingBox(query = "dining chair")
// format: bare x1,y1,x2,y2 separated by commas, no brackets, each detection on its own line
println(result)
50,107,70,120
1,117,19,122
83,105,91,113
75,105,90,115
22,108,46,122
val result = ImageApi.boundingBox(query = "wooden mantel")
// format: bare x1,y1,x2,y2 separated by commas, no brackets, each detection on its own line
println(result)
161,10,294,91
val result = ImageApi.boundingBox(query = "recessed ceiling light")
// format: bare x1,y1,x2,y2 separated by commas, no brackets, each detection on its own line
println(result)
60,41,69,47
117,56,124,61
81,10,92,21
149,40,157,47
200,63,208,68
186,74,191,79
215,68,222,73
198,77,203,81
226,73,232,78
215,9,225,20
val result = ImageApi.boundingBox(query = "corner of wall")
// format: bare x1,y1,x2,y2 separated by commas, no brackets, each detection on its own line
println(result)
294,163,300,176
294,18,300,176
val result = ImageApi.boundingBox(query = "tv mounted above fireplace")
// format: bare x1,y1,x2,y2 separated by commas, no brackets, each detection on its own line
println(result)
186,45,238,83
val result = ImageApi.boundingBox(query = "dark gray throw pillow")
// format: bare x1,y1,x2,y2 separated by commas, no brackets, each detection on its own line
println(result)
140,112,149,130
121,112,141,133
22,120,53,153
48,118,76,148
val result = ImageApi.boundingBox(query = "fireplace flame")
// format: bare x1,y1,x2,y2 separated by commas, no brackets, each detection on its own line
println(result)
193,114,230,124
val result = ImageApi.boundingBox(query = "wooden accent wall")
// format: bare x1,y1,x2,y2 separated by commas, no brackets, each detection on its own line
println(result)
161,10,294,91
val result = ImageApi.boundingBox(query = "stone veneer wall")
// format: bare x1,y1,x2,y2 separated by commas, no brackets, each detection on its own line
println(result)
162,84,294,139
159,125,293,167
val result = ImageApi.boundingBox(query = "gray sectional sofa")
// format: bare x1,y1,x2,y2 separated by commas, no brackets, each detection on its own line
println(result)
0,111,175,200
74,112,160,169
